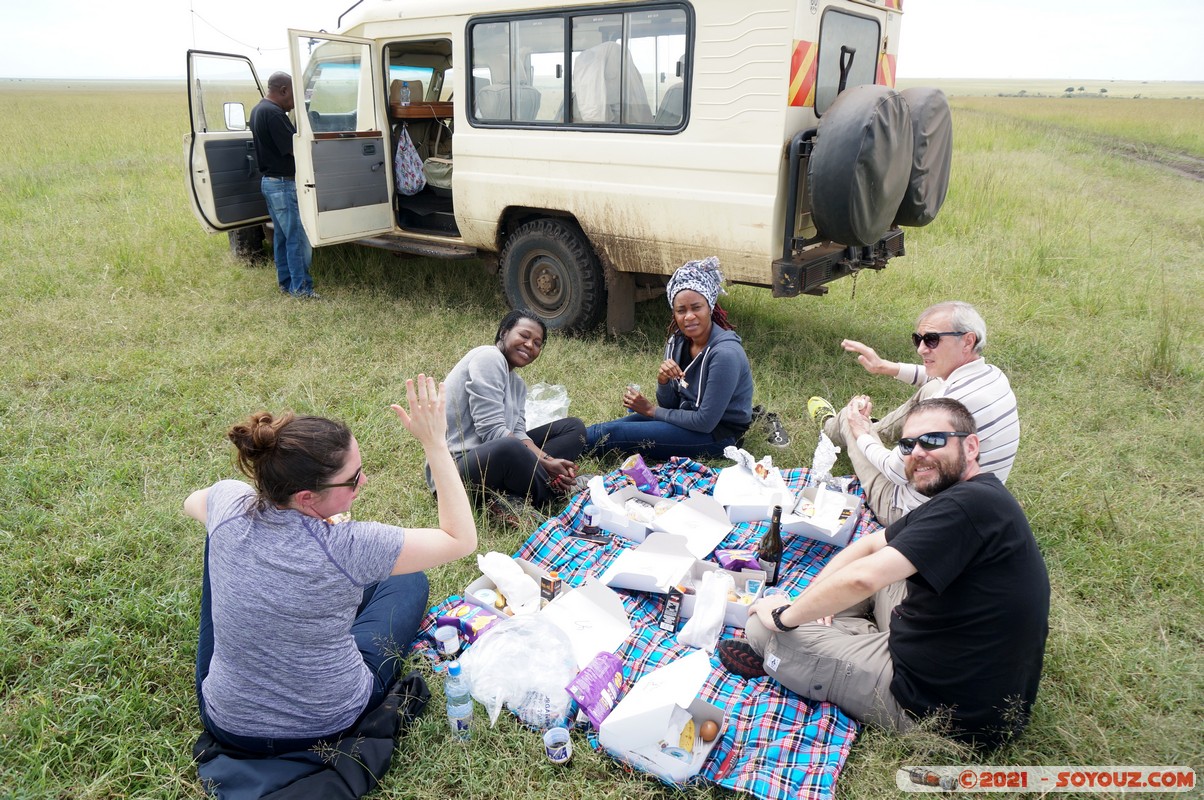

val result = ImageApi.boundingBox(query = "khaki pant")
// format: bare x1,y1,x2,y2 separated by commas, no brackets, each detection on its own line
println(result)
746,580,915,732
823,381,945,526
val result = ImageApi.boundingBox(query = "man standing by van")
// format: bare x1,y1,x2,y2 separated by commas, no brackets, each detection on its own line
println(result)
250,72,317,298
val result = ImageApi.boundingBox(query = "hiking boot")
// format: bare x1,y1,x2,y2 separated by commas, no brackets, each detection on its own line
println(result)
807,396,836,427
718,639,767,680
764,411,789,448
751,404,767,423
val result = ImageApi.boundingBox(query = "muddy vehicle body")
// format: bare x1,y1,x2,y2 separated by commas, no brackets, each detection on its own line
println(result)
185,0,950,332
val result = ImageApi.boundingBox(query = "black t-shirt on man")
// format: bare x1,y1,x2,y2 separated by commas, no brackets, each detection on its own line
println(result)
249,98,296,179
885,473,1050,747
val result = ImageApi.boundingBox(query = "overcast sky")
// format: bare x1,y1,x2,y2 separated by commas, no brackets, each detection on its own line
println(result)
1,0,1200,82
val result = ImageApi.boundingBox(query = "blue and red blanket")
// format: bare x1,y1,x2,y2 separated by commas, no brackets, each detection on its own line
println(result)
419,458,883,800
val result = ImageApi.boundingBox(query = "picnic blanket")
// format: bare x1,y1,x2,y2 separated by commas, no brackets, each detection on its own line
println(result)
417,457,884,800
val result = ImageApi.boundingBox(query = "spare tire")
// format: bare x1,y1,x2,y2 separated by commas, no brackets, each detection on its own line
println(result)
809,84,913,247
893,87,953,227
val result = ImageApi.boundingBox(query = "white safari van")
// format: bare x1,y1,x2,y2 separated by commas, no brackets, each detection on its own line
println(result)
185,0,950,332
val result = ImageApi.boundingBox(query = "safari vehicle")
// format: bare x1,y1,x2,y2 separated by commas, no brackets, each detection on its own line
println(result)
184,0,950,332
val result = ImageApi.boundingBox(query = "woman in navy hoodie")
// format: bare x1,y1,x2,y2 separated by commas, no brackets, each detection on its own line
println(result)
586,257,754,461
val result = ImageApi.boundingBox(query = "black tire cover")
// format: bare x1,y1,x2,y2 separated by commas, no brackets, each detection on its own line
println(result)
893,87,953,227
809,84,913,247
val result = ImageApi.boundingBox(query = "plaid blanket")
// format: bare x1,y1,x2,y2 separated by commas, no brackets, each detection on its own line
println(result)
418,458,883,800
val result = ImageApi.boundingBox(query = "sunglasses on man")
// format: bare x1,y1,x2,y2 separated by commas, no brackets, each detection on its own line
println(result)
911,330,967,349
897,431,970,456
318,466,362,491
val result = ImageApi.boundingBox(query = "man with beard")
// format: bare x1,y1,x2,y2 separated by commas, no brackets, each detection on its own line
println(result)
719,398,1050,748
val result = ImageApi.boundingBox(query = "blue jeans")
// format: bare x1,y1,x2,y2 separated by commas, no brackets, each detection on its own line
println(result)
195,537,429,754
260,176,313,296
585,413,737,462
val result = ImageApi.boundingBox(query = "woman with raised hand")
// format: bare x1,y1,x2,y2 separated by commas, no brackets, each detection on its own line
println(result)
186,375,475,755
436,309,586,518
585,257,754,461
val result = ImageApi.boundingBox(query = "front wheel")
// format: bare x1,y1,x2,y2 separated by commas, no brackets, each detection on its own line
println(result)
227,225,267,262
499,218,605,334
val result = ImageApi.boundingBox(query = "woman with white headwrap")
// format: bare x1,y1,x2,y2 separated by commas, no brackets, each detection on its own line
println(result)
585,257,754,461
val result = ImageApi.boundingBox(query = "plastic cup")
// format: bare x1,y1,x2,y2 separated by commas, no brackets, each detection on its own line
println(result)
542,726,572,764
761,585,792,602
433,625,460,658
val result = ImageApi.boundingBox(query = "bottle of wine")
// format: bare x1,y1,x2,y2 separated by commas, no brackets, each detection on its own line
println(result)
758,505,784,585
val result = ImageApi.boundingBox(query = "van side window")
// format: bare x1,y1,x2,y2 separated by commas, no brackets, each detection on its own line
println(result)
814,10,881,115
468,3,689,130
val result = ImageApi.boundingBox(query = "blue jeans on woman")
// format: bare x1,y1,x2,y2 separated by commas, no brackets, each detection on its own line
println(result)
585,413,737,462
260,176,314,296
195,537,429,755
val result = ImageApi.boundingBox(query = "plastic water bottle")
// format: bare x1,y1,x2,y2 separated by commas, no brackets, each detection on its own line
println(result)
445,660,472,741
398,81,411,106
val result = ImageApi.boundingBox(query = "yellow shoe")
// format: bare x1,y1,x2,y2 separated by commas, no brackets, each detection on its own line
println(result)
807,396,836,426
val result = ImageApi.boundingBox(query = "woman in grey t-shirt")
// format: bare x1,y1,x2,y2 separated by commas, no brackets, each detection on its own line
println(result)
185,375,476,754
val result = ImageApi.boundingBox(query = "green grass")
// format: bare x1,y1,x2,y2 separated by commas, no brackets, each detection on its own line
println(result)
1,85,1202,798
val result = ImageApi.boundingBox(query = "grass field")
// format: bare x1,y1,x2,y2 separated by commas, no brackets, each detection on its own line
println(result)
1,83,1201,799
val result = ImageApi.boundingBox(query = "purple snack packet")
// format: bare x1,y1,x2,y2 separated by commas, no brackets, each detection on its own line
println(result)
565,651,625,730
620,453,662,496
715,548,762,571
437,600,501,643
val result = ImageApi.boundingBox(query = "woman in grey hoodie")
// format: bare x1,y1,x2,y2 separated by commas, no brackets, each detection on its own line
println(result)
585,257,754,461
435,310,586,511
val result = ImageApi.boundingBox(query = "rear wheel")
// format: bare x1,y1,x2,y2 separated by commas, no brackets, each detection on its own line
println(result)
499,219,605,334
228,225,267,262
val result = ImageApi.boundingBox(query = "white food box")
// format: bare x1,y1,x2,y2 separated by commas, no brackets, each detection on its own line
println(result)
677,562,767,630
712,464,793,524
540,578,633,669
594,485,673,543
464,556,544,610
599,533,697,596
782,485,862,548
649,493,734,559
598,649,726,783
466,560,632,669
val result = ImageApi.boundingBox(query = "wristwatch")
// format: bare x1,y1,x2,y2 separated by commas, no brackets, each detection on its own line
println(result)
770,605,799,632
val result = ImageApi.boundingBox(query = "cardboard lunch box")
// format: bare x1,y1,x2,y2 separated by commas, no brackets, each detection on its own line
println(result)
598,649,726,784
677,561,767,630
464,559,632,669
593,485,672,543
711,464,794,524
595,489,733,559
781,485,862,548
599,533,697,596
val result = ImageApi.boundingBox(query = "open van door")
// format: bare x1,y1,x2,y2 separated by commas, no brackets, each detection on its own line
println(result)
184,50,269,234
289,30,393,245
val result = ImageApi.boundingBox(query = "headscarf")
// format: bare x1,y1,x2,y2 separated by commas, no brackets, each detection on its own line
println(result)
666,256,726,309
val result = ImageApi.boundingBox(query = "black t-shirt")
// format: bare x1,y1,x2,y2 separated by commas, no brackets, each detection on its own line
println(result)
885,473,1050,747
249,99,296,178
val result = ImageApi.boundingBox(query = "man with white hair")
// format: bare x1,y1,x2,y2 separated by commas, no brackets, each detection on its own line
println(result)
808,301,1019,525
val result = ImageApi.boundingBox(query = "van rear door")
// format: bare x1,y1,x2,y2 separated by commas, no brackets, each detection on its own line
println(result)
288,30,393,245
184,50,270,233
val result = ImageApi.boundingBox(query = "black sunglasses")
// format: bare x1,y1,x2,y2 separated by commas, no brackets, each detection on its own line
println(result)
318,466,362,491
897,431,970,455
912,330,967,349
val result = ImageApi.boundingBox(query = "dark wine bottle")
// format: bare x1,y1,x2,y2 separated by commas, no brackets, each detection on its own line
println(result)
758,505,784,585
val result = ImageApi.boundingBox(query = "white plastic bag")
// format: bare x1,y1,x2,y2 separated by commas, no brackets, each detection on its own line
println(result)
525,382,570,429
677,570,734,653
460,614,578,728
